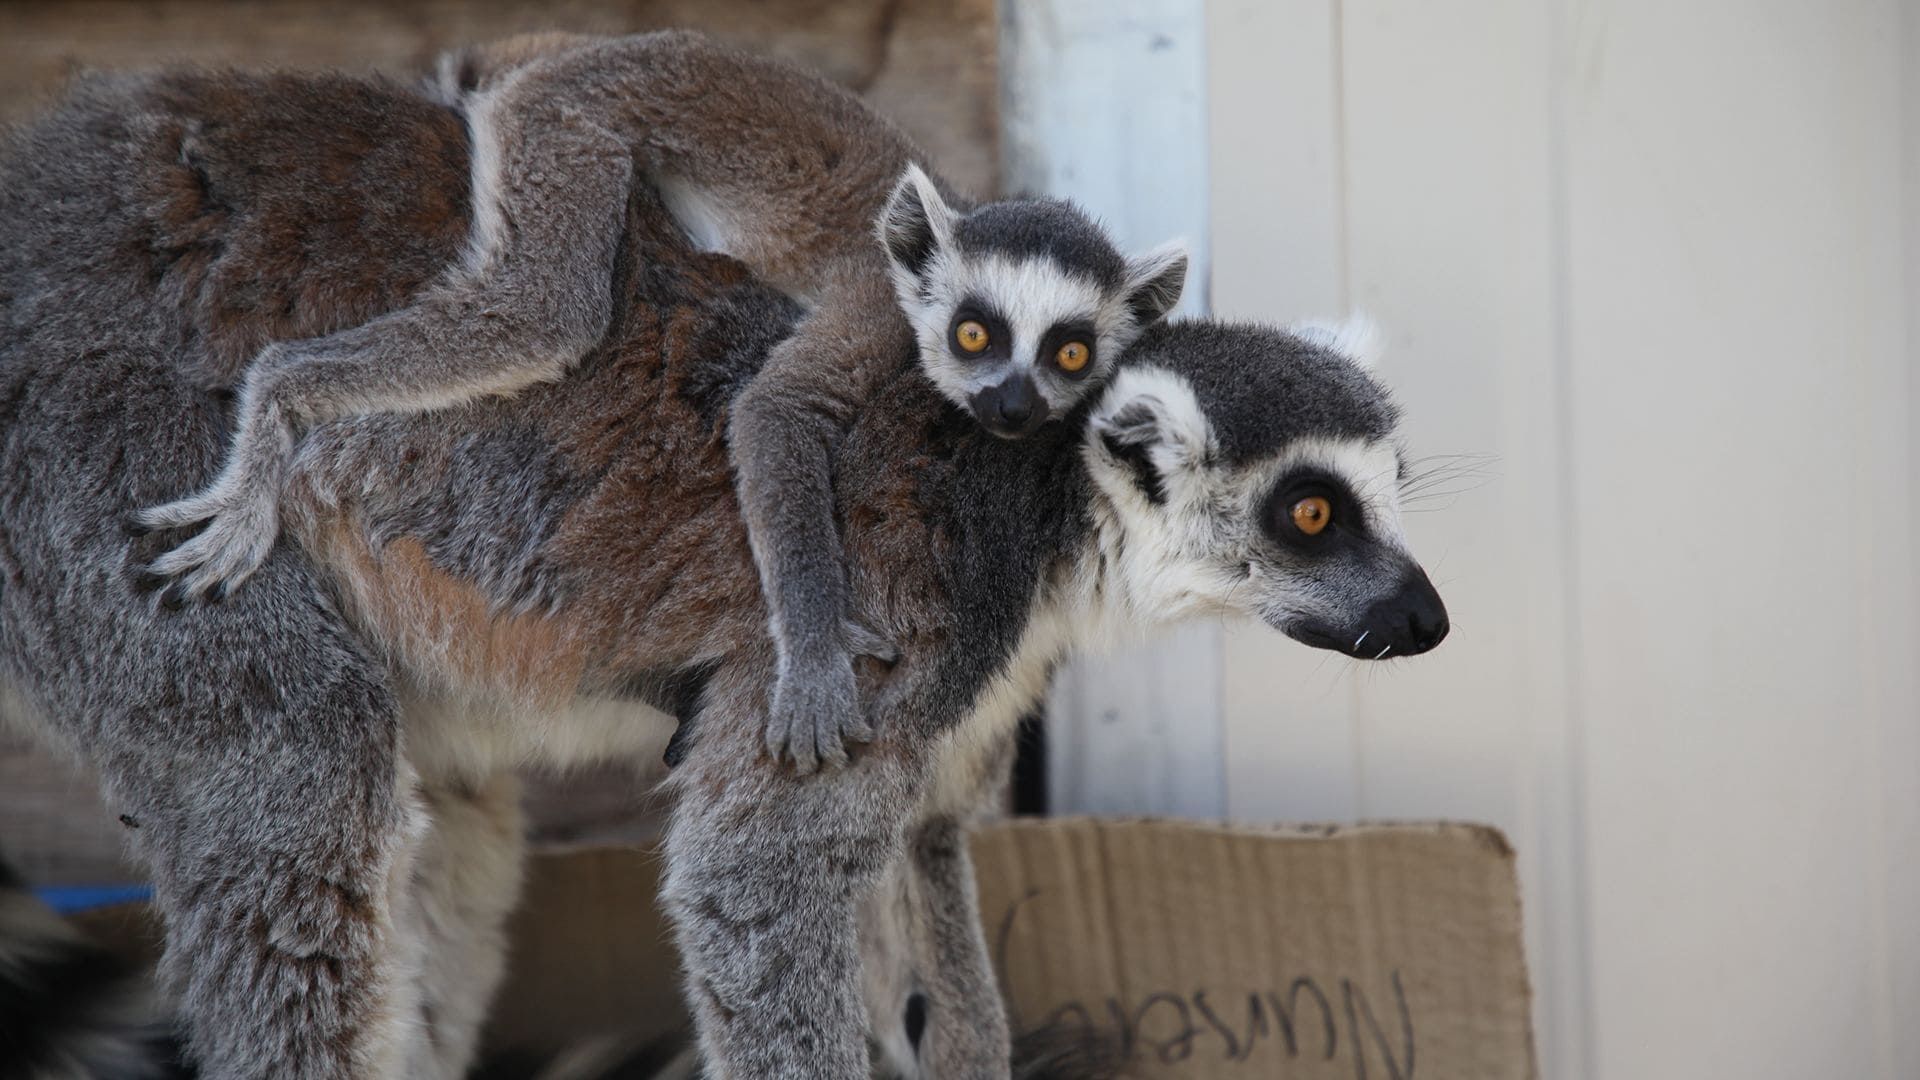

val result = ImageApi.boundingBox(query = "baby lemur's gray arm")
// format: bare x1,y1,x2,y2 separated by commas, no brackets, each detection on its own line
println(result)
137,67,633,598
729,269,911,772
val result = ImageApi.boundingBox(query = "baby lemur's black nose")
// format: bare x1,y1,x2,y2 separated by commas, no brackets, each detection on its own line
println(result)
1405,591,1449,652
997,394,1034,428
972,375,1049,437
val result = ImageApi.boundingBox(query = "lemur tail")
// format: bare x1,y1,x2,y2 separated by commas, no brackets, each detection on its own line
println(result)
0,857,188,1079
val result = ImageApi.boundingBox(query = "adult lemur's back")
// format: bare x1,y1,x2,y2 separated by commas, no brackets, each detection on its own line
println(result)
1,70,470,386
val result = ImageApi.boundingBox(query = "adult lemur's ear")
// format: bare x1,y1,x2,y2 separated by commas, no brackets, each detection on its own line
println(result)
1289,312,1383,371
1088,367,1213,506
877,163,958,286
1121,242,1190,327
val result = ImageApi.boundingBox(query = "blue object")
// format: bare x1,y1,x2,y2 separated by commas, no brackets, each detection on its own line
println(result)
34,883,153,915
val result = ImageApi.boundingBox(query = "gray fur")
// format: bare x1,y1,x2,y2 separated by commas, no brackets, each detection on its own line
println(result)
123,30,1189,778
0,47,1444,1080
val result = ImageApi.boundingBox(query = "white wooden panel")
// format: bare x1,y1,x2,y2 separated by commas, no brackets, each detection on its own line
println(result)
1206,0,1368,824
1563,3,1912,1078
1207,1,1592,1073
999,0,1226,817
1334,4,1590,1076
1039,1,1917,1072
1203,2,1918,1078
1893,10,1920,1078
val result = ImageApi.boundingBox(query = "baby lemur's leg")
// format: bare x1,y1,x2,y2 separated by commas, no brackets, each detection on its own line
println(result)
728,271,911,772
397,771,527,1080
662,660,929,1078
137,67,634,599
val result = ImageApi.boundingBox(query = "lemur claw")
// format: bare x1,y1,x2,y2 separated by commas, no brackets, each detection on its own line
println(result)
765,648,874,775
134,482,280,606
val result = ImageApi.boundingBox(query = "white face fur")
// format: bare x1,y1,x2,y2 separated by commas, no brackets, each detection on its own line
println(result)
1082,355,1450,662
877,165,1188,439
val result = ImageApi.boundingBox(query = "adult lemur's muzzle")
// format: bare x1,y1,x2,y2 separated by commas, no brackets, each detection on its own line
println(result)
1352,566,1449,658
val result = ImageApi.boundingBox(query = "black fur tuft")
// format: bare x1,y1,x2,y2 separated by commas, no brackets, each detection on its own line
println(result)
952,199,1126,291
1127,321,1400,465
1011,1024,1140,1080
0,855,191,1078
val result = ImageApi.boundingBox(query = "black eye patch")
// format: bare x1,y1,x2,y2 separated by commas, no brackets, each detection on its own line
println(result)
947,298,1011,363
1035,319,1100,380
1260,468,1369,553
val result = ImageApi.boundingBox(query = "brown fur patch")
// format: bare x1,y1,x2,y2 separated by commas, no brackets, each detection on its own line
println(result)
315,522,586,707
129,71,472,386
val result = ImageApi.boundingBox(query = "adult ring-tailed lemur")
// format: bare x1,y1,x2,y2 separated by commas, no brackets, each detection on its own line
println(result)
0,35,1448,1080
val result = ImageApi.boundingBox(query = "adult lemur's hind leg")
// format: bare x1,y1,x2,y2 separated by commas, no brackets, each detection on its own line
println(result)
907,817,1012,1079
92,601,426,1078
398,771,527,1080
857,825,1010,1080
661,661,928,1079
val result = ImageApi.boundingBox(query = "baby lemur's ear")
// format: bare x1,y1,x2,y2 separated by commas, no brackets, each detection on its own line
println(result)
877,163,959,286
1121,242,1190,328
1087,366,1214,507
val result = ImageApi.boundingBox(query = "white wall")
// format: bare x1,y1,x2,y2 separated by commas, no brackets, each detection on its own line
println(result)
1019,2,1920,1077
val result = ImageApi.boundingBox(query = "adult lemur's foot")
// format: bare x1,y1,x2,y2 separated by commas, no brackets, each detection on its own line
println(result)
764,620,898,773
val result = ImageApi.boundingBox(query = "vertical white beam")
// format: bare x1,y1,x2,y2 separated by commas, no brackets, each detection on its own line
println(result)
999,0,1224,817
1204,0,1365,826
1882,4,1920,1076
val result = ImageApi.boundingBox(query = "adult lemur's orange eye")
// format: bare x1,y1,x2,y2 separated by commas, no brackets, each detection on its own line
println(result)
1055,341,1090,372
1290,496,1332,536
955,320,990,353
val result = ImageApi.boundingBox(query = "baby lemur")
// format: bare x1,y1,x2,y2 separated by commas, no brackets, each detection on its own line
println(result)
132,30,1189,771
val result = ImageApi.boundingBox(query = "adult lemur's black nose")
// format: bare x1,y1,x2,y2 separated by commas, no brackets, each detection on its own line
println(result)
1378,565,1449,656
1405,586,1449,652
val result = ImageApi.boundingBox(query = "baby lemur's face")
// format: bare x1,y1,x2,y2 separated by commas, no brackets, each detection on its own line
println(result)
1085,320,1450,663
879,166,1188,439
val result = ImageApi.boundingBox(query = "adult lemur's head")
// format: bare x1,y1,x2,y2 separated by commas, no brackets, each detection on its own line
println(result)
1085,317,1450,661
878,164,1188,439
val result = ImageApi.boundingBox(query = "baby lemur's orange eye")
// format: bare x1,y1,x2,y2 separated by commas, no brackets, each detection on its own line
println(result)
1290,496,1332,536
955,320,990,353
1055,341,1090,373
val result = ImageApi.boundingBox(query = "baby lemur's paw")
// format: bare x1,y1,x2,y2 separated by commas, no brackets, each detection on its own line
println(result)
765,620,897,774
132,478,281,604
766,650,871,774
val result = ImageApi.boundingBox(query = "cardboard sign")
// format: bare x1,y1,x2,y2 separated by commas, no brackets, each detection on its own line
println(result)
70,817,1536,1077
972,818,1536,1079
